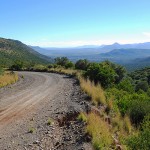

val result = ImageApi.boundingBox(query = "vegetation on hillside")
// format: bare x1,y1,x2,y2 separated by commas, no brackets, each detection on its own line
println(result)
43,57,150,150
0,51,149,149
0,38,52,68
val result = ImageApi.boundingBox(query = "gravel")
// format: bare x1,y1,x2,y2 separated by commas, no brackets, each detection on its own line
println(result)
0,72,93,150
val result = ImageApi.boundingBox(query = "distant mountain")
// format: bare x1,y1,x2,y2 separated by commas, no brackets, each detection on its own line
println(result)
0,38,52,67
31,42,150,58
99,48,150,63
98,42,150,53
124,56,150,71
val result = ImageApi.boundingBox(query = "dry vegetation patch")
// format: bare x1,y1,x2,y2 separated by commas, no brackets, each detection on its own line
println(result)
0,72,18,88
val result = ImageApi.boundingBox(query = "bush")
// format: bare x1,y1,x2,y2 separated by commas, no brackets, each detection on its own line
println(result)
54,57,69,66
33,64,48,72
85,62,116,88
135,81,149,92
117,78,134,93
0,67,4,75
127,115,150,150
65,61,74,69
75,59,89,70
10,60,24,71
128,100,150,126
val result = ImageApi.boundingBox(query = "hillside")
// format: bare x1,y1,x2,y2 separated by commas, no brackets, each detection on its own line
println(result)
0,38,52,67
125,56,150,70
99,48,150,63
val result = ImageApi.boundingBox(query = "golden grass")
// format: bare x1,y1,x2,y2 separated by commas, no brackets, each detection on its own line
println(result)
48,68,78,76
77,112,87,122
0,72,18,88
79,76,106,105
86,113,113,150
112,113,132,138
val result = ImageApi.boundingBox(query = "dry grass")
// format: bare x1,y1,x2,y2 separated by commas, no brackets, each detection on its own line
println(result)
86,113,113,150
0,72,18,88
77,112,87,122
48,68,78,76
112,113,132,138
79,76,106,105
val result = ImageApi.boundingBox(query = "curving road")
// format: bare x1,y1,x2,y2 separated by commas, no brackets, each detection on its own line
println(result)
0,71,63,129
0,71,93,150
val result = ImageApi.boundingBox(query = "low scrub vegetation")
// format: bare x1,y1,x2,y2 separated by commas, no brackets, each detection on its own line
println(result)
44,57,150,149
6,57,149,149
86,113,112,150
79,76,106,105
0,71,18,88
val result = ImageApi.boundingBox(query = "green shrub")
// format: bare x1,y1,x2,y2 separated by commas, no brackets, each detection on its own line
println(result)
65,61,74,69
135,81,149,92
0,67,4,75
10,60,24,71
75,59,89,70
128,100,150,126
85,62,116,88
127,115,150,150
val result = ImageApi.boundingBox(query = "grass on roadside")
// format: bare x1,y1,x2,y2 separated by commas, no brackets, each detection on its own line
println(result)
48,68,77,76
86,112,113,150
78,76,106,106
0,72,18,88
77,112,87,122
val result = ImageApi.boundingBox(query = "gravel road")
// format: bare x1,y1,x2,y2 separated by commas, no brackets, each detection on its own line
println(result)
0,72,93,150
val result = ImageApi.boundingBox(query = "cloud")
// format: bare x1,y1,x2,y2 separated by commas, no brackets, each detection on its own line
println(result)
142,32,150,37
24,40,109,47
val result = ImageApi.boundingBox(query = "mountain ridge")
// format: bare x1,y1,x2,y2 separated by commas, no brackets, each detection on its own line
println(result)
0,38,52,67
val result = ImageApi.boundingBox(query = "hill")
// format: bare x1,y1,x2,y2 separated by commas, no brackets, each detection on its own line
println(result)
125,57,150,71
0,38,52,67
99,48,150,63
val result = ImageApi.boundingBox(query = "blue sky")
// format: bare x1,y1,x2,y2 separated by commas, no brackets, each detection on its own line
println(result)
0,0,150,47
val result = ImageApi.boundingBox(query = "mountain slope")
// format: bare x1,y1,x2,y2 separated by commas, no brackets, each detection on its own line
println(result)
125,56,150,70
99,48,150,63
98,42,150,53
0,38,52,67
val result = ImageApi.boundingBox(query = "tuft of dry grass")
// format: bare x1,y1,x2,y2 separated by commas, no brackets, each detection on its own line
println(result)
0,72,18,88
48,68,78,76
77,112,87,122
112,113,132,138
86,113,113,150
79,76,106,105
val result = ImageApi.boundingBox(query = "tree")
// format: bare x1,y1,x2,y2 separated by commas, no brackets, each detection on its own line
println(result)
135,81,149,92
10,60,24,71
54,57,69,66
85,62,116,88
65,61,74,69
75,59,89,70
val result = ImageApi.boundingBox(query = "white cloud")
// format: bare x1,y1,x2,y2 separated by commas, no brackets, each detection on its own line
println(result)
142,32,150,37
24,36,150,47
24,40,111,47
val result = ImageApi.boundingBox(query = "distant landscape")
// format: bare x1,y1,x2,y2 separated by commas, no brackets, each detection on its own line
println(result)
31,42,150,70
0,0,150,150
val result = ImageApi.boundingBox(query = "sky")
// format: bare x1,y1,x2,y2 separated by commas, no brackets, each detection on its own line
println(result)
0,0,150,47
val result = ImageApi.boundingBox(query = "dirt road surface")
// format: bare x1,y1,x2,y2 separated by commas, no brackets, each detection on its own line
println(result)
0,72,92,150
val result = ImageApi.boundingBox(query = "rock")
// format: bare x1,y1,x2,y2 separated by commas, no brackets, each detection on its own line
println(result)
55,141,60,146
33,140,40,144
